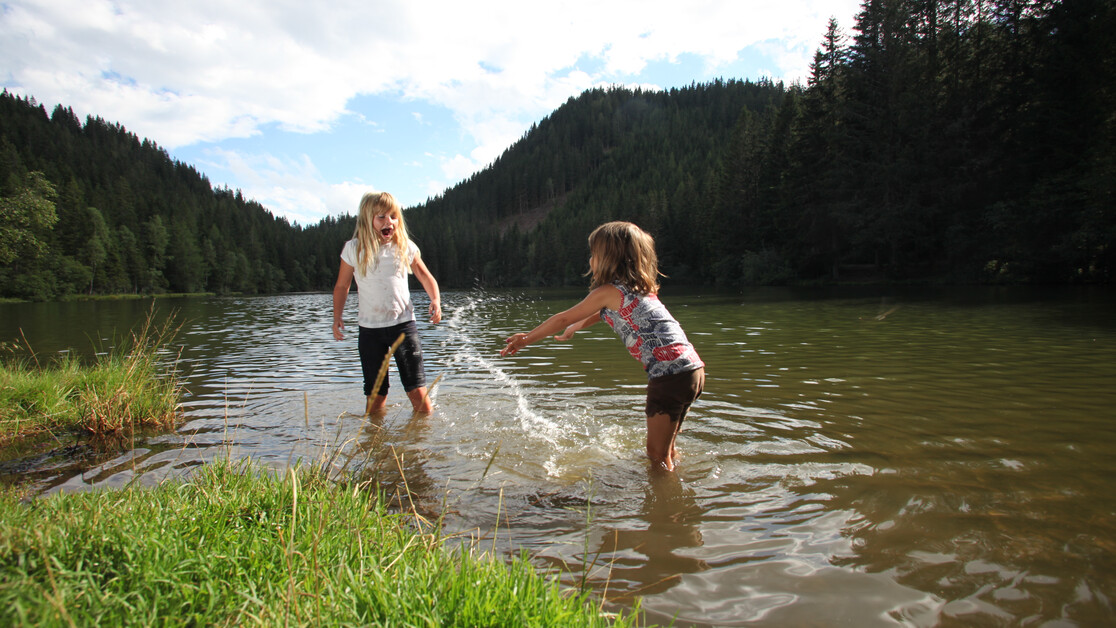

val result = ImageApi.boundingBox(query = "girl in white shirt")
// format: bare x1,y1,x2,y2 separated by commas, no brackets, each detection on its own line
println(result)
332,192,441,414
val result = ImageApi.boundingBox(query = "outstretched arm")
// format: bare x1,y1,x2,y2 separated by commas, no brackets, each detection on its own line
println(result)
554,313,600,340
502,285,620,356
332,260,355,340
411,254,442,324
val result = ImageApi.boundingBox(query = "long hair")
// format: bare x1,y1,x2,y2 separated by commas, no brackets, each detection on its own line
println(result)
587,221,661,295
351,192,411,276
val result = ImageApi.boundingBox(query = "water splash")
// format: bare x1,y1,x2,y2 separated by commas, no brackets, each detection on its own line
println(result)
437,293,573,470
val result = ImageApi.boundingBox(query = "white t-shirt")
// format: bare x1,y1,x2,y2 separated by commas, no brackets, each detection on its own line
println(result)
340,238,418,329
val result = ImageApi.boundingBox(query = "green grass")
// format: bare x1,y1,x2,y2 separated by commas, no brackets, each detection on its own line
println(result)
0,459,641,627
0,315,182,443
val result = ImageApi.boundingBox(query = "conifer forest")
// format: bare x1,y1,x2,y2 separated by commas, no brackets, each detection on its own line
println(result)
1,0,1111,299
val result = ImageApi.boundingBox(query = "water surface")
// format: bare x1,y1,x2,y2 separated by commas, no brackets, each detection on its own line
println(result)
2,287,1114,626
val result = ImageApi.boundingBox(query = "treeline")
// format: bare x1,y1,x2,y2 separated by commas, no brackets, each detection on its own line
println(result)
408,79,784,287
0,92,354,299
410,0,1113,287
2,0,1111,300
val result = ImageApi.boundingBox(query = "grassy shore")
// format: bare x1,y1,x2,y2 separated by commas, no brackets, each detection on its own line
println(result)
0,322,641,626
0,315,182,444
0,459,640,627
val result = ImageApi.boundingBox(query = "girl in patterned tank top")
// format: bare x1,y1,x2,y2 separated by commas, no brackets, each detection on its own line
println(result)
501,221,704,472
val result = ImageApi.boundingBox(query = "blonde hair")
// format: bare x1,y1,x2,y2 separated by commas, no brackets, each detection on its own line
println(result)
351,191,411,276
587,221,661,295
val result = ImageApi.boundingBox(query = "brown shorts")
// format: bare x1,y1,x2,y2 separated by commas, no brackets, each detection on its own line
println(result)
645,367,705,423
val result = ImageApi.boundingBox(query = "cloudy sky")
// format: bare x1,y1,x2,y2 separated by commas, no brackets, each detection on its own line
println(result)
1,0,862,225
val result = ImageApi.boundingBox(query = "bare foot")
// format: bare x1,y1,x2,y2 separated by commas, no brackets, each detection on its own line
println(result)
407,387,433,414
365,394,387,415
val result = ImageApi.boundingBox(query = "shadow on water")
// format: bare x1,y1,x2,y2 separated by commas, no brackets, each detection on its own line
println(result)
2,287,1116,626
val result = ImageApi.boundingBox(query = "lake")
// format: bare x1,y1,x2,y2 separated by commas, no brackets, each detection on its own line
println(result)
2,286,1115,626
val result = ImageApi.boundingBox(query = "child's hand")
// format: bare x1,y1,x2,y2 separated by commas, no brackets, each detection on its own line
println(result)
332,321,345,341
429,300,442,324
554,323,578,341
501,333,528,357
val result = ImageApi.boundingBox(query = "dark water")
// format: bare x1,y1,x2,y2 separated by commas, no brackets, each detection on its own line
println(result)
2,287,1115,626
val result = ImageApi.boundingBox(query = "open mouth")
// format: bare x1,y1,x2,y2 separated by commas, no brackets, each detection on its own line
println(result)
380,227,394,239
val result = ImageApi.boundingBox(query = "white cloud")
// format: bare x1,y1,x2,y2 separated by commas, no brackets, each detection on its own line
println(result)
441,154,482,186
200,148,370,225
3,0,858,143
423,180,448,203
2,0,863,221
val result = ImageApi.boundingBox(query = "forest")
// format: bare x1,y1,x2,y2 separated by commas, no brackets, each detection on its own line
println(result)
408,0,1114,287
1,0,1111,300
0,97,351,299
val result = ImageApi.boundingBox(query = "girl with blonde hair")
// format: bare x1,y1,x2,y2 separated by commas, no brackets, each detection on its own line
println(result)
502,221,704,471
333,192,442,414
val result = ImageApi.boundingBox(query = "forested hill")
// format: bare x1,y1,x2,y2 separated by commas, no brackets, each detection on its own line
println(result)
2,0,1112,300
409,0,1114,288
407,80,787,287
0,92,352,299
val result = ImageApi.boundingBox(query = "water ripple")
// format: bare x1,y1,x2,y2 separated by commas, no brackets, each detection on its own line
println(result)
3,288,1116,626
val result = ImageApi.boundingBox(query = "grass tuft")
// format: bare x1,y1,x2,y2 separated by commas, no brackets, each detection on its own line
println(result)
0,311,183,444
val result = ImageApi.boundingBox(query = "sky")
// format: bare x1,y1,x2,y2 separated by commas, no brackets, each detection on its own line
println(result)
1,0,863,226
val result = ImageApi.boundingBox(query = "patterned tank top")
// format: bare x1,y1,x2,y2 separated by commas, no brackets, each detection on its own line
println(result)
599,283,704,379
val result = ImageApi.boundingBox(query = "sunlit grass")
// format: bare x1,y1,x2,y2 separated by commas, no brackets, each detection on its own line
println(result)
0,313,182,443
0,459,641,627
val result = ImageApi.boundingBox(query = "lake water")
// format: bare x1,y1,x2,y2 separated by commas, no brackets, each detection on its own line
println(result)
2,287,1115,626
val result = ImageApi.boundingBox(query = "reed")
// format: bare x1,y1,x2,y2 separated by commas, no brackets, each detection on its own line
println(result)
0,459,641,627
0,312,182,444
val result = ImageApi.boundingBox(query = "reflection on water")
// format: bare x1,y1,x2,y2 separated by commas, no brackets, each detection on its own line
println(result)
2,287,1115,626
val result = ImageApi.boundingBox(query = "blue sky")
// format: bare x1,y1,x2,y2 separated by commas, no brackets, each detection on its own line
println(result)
2,0,862,226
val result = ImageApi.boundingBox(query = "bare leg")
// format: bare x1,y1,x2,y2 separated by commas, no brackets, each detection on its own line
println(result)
646,413,683,472
406,386,433,414
365,394,387,415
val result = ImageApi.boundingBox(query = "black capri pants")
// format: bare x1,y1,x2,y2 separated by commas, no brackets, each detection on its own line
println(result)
358,321,427,397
